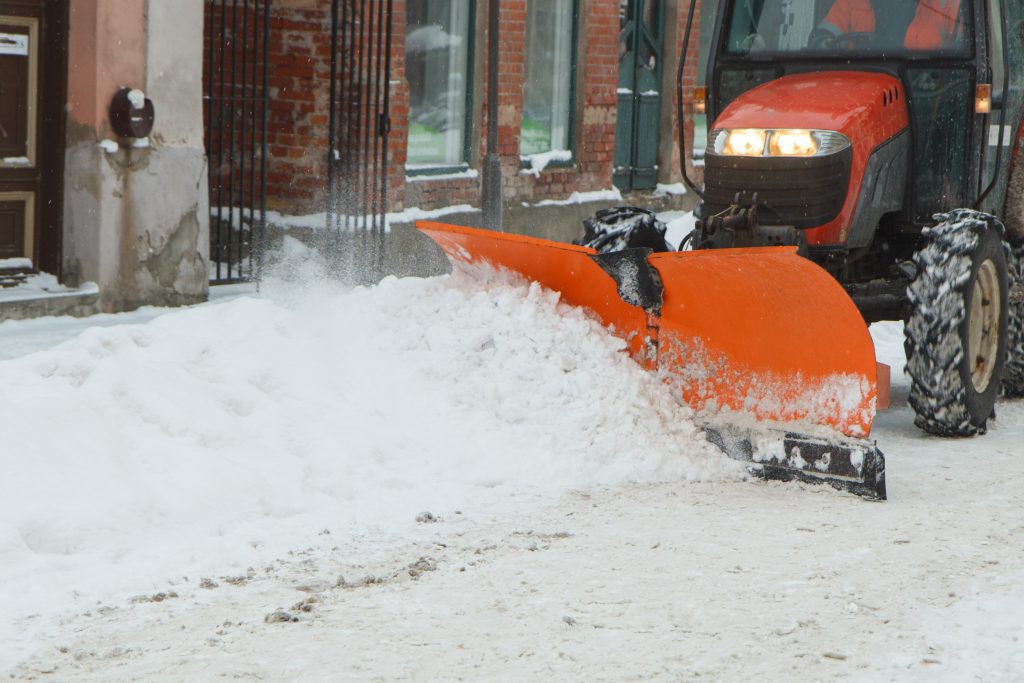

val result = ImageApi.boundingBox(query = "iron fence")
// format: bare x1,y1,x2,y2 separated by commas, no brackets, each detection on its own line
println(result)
204,0,270,285
327,0,394,280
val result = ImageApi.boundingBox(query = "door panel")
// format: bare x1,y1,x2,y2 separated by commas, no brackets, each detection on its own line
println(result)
614,0,663,192
0,27,30,161
0,11,37,268
0,0,61,276
0,192,32,259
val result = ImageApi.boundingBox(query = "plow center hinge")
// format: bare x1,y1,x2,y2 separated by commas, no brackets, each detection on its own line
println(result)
589,248,664,314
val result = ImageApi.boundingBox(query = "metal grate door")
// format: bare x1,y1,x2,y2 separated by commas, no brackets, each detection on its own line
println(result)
326,0,394,281
204,0,270,284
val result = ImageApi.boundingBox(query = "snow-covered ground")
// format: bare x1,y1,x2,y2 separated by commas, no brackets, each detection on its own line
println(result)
2,238,1023,681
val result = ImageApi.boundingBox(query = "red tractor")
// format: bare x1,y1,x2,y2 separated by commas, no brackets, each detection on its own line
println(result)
417,0,1024,499
670,0,1024,437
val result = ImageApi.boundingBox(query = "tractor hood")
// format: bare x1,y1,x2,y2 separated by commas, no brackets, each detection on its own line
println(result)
707,71,911,247
714,71,908,147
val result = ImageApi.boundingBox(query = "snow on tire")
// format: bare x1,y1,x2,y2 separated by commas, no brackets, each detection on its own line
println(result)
1002,240,1024,397
904,209,1010,436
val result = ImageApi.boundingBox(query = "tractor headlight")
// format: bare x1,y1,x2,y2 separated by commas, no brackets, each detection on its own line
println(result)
769,129,818,156
710,129,851,157
718,129,767,156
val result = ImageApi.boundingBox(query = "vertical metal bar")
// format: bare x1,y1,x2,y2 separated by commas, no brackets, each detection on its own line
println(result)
327,0,340,234
258,0,269,283
239,0,250,280
482,0,503,229
362,0,380,276
248,0,258,280
352,0,368,276
354,0,369,267
370,0,386,276
379,0,394,274
339,0,353,234
216,0,228,281
366,0,385,276
227,0,240,280
205,0,215,281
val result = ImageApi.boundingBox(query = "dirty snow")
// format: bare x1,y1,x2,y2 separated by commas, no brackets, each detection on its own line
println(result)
2,240,1023,681
0,248,738,672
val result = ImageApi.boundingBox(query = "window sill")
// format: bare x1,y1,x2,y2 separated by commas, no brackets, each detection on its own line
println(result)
405,165,479,182
519,151,575,177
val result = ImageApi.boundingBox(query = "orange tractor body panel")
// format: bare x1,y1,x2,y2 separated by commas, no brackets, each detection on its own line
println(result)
713,71,910,246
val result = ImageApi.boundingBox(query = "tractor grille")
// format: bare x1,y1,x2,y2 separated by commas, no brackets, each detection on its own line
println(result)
702,148,852,229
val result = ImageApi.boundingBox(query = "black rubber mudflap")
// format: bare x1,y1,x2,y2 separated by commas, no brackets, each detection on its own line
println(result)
703,422,887,501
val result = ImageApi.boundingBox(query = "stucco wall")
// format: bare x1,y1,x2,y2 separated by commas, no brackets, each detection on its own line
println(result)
64,0,209,312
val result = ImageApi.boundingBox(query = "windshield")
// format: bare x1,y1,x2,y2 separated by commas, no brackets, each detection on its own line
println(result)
723,0,972,58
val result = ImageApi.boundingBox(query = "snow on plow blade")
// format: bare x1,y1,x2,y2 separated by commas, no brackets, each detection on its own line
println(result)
418,222,886,500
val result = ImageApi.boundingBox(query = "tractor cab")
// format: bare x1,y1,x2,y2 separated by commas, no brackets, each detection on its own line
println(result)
670,0,1024,436
690,0,1024,263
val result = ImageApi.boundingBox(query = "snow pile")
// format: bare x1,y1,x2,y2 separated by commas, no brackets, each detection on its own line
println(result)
0,251,738,666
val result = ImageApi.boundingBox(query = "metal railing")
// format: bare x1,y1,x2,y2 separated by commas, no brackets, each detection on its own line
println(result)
326,0,394,281
204,0,270,285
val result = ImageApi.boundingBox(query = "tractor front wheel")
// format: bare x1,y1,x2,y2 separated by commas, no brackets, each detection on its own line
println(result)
905,210,1010,436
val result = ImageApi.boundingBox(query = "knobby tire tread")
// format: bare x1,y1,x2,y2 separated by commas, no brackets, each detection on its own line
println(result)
1002,240,1024,397
904,210,1007,436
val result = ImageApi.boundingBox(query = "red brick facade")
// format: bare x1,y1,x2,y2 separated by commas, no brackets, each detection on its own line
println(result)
250,0,702,216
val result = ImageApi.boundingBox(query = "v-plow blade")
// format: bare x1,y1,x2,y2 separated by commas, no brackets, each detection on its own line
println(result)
418,221,887,500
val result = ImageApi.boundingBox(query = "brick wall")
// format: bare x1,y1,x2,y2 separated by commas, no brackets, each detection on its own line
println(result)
206,0,707,217
264,1,332,211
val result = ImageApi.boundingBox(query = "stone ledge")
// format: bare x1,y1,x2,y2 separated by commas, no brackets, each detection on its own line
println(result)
0,288,102,322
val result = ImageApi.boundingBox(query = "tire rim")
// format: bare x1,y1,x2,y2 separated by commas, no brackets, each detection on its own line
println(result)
969,259,1001,393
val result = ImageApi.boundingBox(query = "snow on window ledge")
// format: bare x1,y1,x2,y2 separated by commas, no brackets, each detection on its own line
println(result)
405,165,479,183
519,150,573,178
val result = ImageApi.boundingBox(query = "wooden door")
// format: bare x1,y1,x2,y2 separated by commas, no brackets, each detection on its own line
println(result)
0,0,64,277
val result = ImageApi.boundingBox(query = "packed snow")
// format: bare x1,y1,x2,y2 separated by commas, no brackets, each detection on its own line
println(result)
0,241,739,671
2,233,1023,681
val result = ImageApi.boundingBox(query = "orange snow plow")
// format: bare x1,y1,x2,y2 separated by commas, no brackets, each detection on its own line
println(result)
419,221,887,500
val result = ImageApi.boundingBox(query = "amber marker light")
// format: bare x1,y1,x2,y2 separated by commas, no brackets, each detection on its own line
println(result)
694,86,707,115
976,84,992,114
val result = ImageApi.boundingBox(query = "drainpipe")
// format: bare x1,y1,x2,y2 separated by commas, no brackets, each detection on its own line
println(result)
482,0,502,230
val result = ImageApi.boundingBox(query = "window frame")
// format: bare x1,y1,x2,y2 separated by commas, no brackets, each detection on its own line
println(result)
518,0,580,172
405,0,477,176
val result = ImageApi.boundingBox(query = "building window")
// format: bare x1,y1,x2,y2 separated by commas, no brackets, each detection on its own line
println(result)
520,0,577,160
405,0,473,170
